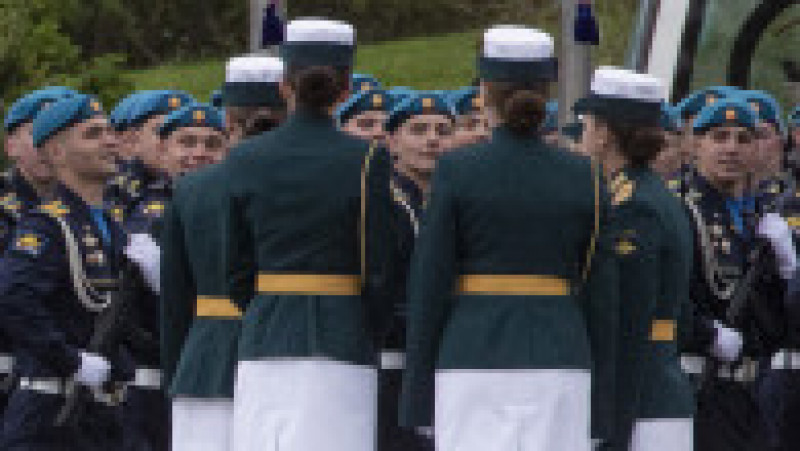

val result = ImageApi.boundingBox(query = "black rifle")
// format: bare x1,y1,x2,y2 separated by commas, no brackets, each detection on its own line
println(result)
726,175,794,328
54,263,156,427
54,270,127,427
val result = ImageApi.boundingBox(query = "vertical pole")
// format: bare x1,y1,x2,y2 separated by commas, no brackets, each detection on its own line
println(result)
558,0,594,133
250,0,263,54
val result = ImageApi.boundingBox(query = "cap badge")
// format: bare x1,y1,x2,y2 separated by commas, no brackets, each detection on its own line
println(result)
169,97,181,109
706,95,716,105
360,82,372,92
726,109,737,121
372,94,383,108
421,97,434,110
193,109,206,124
90,101,102,113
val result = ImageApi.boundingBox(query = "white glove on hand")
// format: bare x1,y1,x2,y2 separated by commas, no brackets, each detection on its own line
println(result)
757,213,798,280
415,427,434,439
710,321,743,363
74,352,111,388
124,233,162,293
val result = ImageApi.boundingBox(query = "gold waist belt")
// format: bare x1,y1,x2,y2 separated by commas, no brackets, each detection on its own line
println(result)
256,273,362,296
457,275,570,296
650,319,676,342
196,297,242,318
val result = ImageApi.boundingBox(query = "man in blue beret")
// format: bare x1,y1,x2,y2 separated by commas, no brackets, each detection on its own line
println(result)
734,91,787,192
378,91,457,451
338,89,393,146
447,87,490,149
0,94,137,450
666,87,739,201
104,90,195,227
158,104,228,178
0,87,76,413
675,98,796,451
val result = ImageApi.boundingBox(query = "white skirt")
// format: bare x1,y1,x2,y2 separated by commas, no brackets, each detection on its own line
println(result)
629,418,693,451
172,398,235,451
435,369,591,451
232,359,377,451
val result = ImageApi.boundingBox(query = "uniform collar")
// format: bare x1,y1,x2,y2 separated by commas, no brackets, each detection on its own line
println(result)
393,171,424,212
8,168,42,205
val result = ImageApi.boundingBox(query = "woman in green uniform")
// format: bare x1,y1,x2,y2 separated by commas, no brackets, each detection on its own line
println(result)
400,25,619,451
222,18,396,451
577,68,695,451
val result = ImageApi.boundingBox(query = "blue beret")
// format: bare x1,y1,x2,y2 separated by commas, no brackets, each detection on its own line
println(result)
734,90,784,132
4,87,78,133
660,102,682,132
32,94,104,148
693,98,757,133
352,74,381,94
337,90,394,125
157,104,225,138
542,100,559,133
109,92,154,132
676,86,738,119
128,91,196,127
789,106,800,129
385,92,456,133
448,87,484,116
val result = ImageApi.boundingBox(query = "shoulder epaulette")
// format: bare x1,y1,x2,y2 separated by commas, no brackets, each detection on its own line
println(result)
38,200,71,219
611,172,635,206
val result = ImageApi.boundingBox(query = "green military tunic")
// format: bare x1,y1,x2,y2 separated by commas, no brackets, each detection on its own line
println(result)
160,164,242,397
610,167,695,448
222,110,396,366
399,127,619,442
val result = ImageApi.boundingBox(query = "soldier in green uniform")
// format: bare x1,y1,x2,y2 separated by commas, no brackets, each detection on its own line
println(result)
400,26,618,451
576,68,695,451
222,18,396,451
222,56,287,143
160,55,285,451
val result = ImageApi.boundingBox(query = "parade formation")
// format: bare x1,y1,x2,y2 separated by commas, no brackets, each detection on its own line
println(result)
0,5,799,451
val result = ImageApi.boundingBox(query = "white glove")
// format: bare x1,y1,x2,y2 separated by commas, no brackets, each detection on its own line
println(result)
592,439,605,450
124,233,162,293
710,321,743,363
74,352,111,388
415,426,434,439
757,213,798,280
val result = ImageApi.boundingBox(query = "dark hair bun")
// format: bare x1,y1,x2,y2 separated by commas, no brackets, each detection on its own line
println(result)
503,90,547,136
290,65,349,116
611,124,666,167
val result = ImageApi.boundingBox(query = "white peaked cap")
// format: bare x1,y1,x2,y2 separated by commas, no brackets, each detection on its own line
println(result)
226,56,285,84
286,18,355,45
590,67,666,103
483,26,555,61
